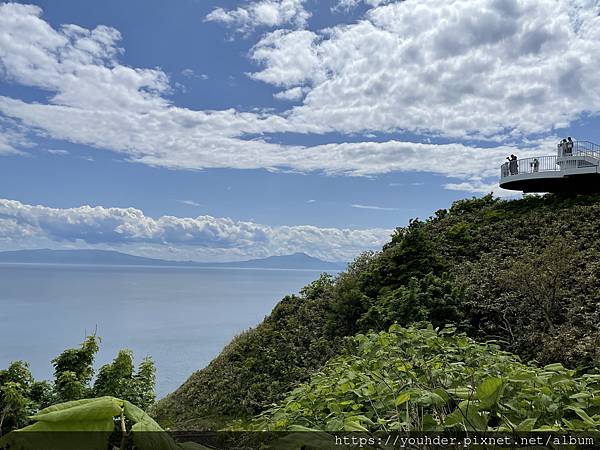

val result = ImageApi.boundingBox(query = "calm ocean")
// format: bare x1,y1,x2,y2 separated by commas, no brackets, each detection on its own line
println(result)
0,264,324,397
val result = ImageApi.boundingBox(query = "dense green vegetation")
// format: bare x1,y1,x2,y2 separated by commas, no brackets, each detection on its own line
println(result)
152,194,600,430
0,336,155,436
239,324,600,432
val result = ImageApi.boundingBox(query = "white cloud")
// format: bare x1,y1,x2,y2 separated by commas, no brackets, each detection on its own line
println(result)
178,200,202,207
45,149,69,155
181,68,194,77
0,117,32,155
0,131,22,155
273,86,307,101
251,0,600,139
444,179,518,198
0,2,585,191
0,198,392,261
181,69,208,80
205,0,310,32
250,29,322,87
0,6,169,113
351,203,398,211
333,0,395,11
333,0,361,11
0,87,537,178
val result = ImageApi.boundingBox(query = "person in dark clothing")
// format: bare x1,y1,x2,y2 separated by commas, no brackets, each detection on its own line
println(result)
506,154,518,175
566,137,574,154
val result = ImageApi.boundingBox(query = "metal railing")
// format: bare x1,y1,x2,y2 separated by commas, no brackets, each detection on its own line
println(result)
558,140,600,157
501,156,559,178
572,140,600,153
501,140,600,179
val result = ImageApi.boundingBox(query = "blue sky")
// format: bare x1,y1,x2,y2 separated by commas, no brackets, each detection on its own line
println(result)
1,0,599,261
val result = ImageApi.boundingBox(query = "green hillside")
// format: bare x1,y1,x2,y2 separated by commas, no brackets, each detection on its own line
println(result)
152,194,600,430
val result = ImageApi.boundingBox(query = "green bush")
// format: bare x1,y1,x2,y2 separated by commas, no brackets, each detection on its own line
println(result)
241,325,600,432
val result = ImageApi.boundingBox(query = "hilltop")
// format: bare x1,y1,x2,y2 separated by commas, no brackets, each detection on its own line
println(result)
152,194,600,430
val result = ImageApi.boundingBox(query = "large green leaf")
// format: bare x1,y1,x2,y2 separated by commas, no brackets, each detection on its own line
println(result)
32,396,122,423
15,419,114,432
543,363,567,373
566,406,597,427
394,392,410,406
516,418,537,431
0,396,217,450
123,399,155,425
34,397,108,416
476,377,503,409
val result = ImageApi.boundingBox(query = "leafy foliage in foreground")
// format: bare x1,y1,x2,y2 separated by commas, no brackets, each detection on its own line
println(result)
0,396,207,450
0,337,155,436
153,194,600,429
241,325,600,432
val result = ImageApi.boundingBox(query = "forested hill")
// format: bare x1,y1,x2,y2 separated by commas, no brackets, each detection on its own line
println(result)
151,194,600,430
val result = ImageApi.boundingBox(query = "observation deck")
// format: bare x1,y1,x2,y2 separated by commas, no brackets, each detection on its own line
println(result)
499,140,600,193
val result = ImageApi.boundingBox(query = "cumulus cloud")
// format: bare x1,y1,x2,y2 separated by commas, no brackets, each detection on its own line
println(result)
0,2,589,190
251,0,600,139
250,29,322,87
205,0,310,32
0,198,392,261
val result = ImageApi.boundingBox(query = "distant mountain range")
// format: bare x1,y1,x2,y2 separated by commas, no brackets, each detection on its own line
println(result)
0,249,346,271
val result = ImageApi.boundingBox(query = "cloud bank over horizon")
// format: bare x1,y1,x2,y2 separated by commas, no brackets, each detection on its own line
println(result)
0,198,392,262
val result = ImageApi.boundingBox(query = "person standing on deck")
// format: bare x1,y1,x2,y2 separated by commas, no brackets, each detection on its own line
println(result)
507,154,518,175
531,158,539,173
566,137,574,154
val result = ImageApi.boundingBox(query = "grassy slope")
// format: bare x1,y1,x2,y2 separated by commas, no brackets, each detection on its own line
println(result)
152,194,600,429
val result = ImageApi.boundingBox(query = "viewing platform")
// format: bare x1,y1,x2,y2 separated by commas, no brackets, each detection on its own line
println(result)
499,140,600,193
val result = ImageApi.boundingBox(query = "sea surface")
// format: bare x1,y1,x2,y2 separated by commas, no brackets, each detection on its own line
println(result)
0,264,327,397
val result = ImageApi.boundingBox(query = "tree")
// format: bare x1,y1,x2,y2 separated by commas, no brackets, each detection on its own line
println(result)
504,235,577,333
0,361,49,436
93,350,156,410
357,274,464,332
0,336,156,435
0,382,28,436
51,334,99,402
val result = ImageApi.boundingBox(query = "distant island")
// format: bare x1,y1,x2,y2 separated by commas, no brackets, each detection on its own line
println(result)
0,249,346,271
